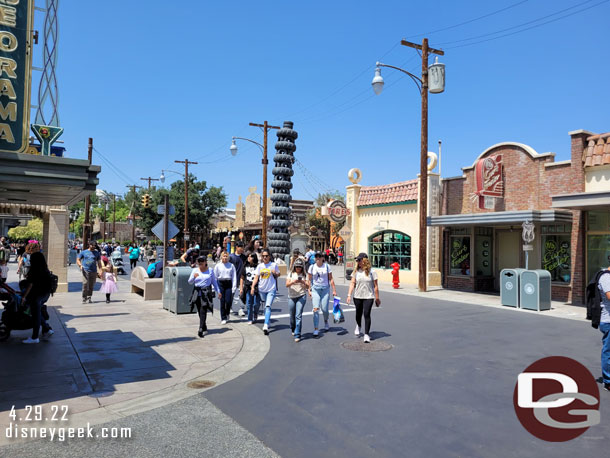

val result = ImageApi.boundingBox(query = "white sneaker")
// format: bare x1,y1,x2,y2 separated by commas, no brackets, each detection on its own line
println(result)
42,329,55,339
363,334,371,343
263,324,269,335
324,321,330,331
238,309,245,317
221,320,227,325
313,329,319,336
354,325,360,337
22,337,39,344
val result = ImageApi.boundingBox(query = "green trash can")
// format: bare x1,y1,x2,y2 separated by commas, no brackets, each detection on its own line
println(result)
500,268,525,308
520,270,552,311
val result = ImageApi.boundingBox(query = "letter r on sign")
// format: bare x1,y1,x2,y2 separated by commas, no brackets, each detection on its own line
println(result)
517,372,578,408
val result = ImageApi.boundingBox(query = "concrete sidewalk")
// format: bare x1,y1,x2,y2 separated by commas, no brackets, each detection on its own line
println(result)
329,264,587,322
0,263,269,445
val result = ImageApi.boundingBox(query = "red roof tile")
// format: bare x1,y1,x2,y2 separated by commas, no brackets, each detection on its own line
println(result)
357,179,418,206
583,132,610,167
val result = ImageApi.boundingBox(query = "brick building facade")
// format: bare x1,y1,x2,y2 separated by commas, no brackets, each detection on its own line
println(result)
431,129,606,305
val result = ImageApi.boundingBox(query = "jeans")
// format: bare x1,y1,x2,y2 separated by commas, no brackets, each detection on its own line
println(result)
289,295,306,339
354,298,374,335
259,289,277,325
246,289,261,322
600,322,610,384
81,270,97,299
218,280,233,321
312,286,330,329
28,295,51,339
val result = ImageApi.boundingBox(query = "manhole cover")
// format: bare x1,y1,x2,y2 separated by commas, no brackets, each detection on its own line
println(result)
341,340,393,352
187,380,216,389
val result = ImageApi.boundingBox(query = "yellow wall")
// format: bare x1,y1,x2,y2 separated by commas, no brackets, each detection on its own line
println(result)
585,165,610,192
354,203,420,285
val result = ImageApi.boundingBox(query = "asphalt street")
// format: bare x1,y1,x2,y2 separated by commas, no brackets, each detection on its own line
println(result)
2,275,609,457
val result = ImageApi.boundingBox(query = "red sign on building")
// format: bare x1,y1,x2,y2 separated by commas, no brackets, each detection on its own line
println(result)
471,155,503,209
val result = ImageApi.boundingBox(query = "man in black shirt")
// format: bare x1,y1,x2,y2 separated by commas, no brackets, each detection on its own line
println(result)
229,242,248,316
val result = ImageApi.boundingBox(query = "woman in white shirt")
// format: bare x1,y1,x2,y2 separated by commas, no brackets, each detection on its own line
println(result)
251,249,280,335
346,253,381,343
286,258,309,342
307,252,337,336
188,256,220,338
213,251,237,325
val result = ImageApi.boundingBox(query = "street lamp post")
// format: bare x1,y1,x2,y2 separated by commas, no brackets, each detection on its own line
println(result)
230,121,280,248
372,38,445,293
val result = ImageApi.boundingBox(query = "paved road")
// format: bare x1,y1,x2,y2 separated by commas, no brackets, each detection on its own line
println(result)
2,279,609,457
205,282,610,458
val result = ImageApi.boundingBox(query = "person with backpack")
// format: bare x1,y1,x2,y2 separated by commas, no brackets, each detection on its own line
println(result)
305,245,316,267
127,242,140,270
19,252,54,344
592,268,610,392
240,253,260,324
307,251,337,336
229,242,248,317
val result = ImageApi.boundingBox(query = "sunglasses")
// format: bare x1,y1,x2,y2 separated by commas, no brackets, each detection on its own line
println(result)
262,254,270,258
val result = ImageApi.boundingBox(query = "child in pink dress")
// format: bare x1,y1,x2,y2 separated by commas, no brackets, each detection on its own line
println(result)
100,264,118,303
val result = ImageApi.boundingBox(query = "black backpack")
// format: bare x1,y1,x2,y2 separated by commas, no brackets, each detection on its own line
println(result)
49,271,58,296
585,270,610,329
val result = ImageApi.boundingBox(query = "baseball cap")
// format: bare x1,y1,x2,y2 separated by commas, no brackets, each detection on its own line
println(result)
314,251,324,258
294,258,305,267
355,253,368,261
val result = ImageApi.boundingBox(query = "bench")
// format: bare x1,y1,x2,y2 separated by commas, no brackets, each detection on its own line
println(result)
130,266,163,300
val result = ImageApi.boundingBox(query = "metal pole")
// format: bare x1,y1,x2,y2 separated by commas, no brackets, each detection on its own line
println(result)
262,121,268,248
184,159,188,252
102,204,106,243
418,38,429,293
112,194,116,242
83,137,93,246
163,194,169,269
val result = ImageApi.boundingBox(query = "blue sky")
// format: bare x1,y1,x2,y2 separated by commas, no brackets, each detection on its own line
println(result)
42,0,609,207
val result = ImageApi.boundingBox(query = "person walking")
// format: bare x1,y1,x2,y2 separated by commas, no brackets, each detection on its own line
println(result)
251,248,280,335
286,258,309,342
307,252,337,336
597,267,610,392
127,242,140,270
100,264,118,303
19,252,54,344
240,253,261,324
145,242,155,262
229,242,248,317
213,251,237,325
346,253,381,343
188,256,221,338
76,241,102,303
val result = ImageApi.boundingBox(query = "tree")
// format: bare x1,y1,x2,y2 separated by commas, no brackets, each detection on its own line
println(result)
306,191,345,248
8,218,43,241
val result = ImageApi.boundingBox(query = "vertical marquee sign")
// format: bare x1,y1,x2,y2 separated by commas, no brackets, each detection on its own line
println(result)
0,0,34,153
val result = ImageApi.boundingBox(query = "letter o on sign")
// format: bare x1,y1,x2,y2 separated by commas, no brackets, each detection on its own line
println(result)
0,31,17,53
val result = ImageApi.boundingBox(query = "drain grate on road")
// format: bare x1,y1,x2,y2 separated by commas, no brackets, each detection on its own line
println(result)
187,380,216,389
341,340,393,352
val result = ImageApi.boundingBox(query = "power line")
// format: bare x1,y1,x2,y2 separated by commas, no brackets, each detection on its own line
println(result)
405,0,530,39
93,147,137,186
439,0,608,48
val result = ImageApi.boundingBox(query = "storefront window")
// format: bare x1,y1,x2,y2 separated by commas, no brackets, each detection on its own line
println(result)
587,211,610,281
450,228,470,276
368,230,411,270
475,227,492,276
588,211,610,232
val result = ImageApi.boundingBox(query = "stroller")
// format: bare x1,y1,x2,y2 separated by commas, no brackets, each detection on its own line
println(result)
111,250,126,275
0,283,34,341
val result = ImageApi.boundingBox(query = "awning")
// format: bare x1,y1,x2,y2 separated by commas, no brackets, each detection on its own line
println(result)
551,191,610,211
0,151,100,206
428,210,573,227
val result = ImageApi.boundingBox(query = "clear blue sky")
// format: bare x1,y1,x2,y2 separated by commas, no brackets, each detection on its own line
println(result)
47,0,609,207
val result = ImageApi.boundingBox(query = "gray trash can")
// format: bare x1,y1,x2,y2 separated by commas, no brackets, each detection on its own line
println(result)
163,266,195,314
500,268,525,307
520,269,552,311
68,249,77,265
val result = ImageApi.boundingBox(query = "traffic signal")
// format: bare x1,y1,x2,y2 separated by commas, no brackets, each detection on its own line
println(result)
141,194,150,208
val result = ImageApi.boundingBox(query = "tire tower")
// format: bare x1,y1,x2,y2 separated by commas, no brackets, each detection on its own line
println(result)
268,121,298,259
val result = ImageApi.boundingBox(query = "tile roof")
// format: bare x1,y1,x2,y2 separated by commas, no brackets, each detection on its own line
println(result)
357,179,418,206
583,132,610,167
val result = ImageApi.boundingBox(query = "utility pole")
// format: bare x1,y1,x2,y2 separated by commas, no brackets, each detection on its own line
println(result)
175,159,198,252
83,138,93,246
102,203,107,243
140,176,160,190
400,38,444,293
163,194,169,269
126,185,142,242
249,121,280,248
112,194,116,242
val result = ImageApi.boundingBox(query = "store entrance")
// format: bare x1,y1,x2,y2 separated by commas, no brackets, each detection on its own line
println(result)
495,230,521,290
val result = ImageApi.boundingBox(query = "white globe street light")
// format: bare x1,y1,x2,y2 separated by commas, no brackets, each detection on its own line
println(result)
230,138,238,156
159,171,165,183
372,64,384,95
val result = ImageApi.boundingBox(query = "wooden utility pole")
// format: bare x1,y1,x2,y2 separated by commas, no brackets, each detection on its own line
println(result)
175,159,198,252
163,194,169,268
126,185,142,242
83,138,93,246
400,38,444,293
140,176,160,190
249,121,280,248
112,194,116,242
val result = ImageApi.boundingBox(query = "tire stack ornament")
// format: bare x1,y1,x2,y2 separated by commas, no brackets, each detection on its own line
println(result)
268,121,297,259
